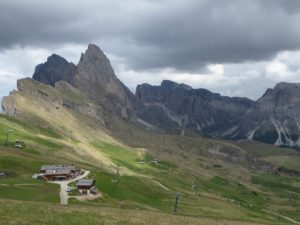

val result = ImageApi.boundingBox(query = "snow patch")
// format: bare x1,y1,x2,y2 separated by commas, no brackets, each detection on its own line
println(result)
136,118,160,131
152,103,187,127
270,118,294,146
247,127,260,140
222,125,239,137
271,118,283,146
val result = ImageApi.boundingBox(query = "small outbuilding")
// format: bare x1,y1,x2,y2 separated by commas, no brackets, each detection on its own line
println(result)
15,140,25,149
76,179,96,194
0,172,8,178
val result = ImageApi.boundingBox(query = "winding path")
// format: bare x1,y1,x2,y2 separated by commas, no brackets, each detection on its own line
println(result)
50,170,90,205
262,209,300,225
152,180,169,191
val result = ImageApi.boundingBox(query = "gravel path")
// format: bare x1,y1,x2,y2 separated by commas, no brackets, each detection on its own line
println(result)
50,170,90,205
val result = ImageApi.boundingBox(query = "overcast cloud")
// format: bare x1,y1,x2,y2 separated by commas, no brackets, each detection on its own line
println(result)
1,0,300,100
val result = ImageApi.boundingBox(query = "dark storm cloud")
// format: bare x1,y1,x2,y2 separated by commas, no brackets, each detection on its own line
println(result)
126,0,300,71
1,0,300,72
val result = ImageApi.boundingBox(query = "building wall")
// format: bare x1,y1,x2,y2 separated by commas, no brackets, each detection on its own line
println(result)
44,174,71,180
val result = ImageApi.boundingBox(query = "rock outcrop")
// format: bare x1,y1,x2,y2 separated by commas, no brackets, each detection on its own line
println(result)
71,44,134,118
2,93,17,116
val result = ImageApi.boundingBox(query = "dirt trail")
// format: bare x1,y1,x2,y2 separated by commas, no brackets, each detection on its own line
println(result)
262,209,300,225
14,184,42,187
152,180,169,191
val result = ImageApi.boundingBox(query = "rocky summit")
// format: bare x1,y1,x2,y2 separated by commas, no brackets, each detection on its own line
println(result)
32,54,77,86
30,44,134,119
3,44,300,147
227,82,300,146
71,44,135,118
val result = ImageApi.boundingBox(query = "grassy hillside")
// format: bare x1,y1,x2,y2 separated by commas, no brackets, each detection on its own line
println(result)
0,114,300,225
234,140,300,171
0,199,273,225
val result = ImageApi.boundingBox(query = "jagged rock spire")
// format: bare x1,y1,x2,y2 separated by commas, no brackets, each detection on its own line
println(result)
32,54,77,86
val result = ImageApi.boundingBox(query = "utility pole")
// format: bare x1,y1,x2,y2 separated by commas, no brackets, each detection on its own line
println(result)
174,192,179,213
116,164,120,176
191,176,198,193
191,176,195,189
5,129,13,146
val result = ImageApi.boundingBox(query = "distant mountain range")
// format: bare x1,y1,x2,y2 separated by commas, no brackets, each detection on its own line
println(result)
135,80,300,148
3,44,300,148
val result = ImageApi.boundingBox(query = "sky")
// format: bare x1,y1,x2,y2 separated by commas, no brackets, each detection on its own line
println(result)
1,0,300,100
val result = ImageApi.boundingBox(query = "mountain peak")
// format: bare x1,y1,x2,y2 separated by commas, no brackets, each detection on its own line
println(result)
76,44,116,82
32,54,75,86
79,43,106,61
46,54,68,64
30,44,133,119
87,43,103,53
161,80,192,90
161,80,177,87
72,44,134,118
274,82,300,90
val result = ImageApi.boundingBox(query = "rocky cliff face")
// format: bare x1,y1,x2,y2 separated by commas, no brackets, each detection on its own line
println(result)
136,81,300,146
227,82,300,146
32,54,77,86
28,44,135,119
2,77,109,127
136,80,300,147
71,44,135,118
135,80,254,135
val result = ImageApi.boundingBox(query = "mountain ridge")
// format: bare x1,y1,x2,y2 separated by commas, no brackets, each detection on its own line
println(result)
3,43,300,148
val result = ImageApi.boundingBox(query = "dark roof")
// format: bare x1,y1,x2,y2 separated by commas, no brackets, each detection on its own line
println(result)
40,165,75,171
76,179,95,187
45,168,72,175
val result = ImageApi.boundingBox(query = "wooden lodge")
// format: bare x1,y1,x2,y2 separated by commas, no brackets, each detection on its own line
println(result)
39,165,75,173
38,165,76,181
76,179,96,194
